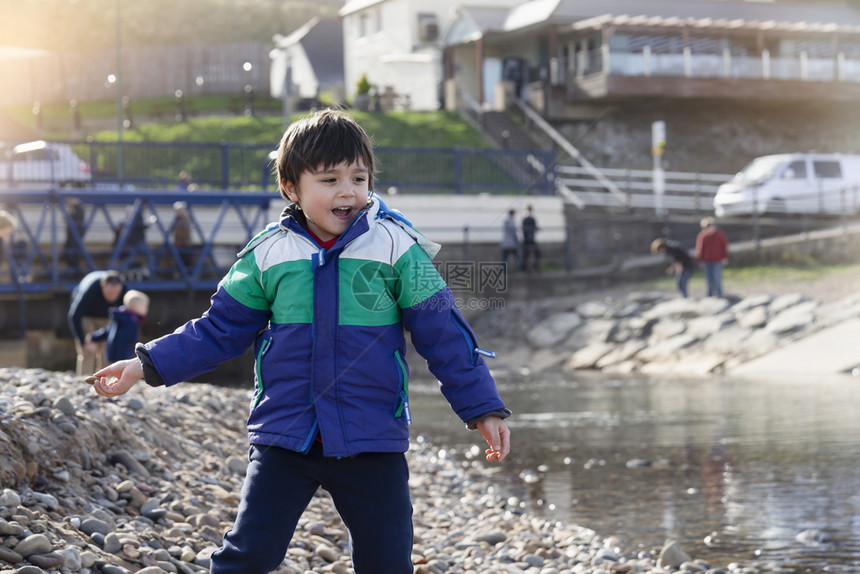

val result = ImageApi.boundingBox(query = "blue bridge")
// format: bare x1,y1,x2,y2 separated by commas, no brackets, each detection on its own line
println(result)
0,187,288,346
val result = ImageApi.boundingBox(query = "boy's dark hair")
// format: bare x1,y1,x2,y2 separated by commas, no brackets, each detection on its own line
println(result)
274,109,375,202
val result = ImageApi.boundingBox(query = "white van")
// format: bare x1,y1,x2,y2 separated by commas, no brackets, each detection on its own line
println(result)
713,153,860,217
1,140,91,187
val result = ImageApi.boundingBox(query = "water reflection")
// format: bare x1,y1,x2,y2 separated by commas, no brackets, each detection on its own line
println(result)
408,371,860,572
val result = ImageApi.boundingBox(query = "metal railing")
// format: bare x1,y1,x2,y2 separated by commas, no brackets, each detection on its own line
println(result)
557,164,732,214
1,140,557,195
0,187,277,295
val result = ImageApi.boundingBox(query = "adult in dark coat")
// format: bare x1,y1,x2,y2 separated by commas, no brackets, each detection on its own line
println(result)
68,270,126,374
651,238,695,298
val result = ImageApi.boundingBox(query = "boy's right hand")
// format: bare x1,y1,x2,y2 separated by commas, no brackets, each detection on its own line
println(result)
91,359,143,397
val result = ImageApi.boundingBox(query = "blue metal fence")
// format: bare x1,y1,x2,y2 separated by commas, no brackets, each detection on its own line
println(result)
2,140,557,195
0,188,277,296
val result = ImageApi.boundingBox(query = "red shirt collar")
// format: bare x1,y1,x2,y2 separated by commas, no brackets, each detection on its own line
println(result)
299,213,339,249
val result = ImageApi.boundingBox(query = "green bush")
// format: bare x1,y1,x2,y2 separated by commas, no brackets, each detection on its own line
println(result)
356,74,372,96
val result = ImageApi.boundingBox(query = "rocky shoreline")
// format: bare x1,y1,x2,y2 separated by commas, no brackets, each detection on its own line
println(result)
0,366,752,574
472,288,860,378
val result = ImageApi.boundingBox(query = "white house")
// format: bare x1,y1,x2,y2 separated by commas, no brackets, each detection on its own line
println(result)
270,17,344,105
339,0,522,111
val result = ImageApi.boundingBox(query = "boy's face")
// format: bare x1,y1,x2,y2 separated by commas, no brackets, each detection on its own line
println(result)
283,160,370,242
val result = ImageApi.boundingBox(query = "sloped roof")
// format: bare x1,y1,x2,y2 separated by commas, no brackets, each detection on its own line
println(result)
570,13,860,35
444,5,512,44
273,17,344,89
339,0,385,17
506,0,860,32
299,19,344,88
462,5,512,31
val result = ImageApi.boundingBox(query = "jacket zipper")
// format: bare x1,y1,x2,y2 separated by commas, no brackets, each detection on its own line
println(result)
393,350,411,424
451,312,496,365
251,337,272,409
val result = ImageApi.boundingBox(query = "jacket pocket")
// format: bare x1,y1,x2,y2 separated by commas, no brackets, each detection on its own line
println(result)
252,337,273,409
451,311,496,366
392,350,411,424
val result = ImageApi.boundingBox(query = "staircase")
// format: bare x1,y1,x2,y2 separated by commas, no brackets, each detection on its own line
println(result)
479,111,542,151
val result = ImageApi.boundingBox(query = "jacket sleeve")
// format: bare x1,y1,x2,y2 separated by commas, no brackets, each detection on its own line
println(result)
88,325,109,343
143,255,272,386
394,247,507,423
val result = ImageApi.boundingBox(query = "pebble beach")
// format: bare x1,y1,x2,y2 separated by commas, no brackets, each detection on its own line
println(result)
5,269,860,574
0,366,739,574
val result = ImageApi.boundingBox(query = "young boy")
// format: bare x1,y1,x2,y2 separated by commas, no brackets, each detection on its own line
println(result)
86,289,149,362
90,109,511,574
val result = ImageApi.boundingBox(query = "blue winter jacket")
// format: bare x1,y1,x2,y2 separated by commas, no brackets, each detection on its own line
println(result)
140,197,507,457
89,305,144,362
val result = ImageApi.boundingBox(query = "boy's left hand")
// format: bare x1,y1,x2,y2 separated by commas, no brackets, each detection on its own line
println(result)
476,416,510,462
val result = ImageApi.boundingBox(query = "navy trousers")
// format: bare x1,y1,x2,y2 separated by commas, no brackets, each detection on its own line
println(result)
210,442,414,574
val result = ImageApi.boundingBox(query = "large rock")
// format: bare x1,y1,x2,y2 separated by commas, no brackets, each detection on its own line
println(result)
13,533,52,558
649,319,686,343
702,325,755,353
764,301,818,335
576,300,614,319
595,341,647,369
642,298,702,320
738,306,769,328
685,315,734,339
769,293,807,314
658,540,691,568
564,343,615,371
636,334,698,362
731,294,773,313
565,319,618,348
526,312,583,347
610,317,654,343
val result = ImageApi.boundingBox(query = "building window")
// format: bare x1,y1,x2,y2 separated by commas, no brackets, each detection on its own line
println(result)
417,13,439,43
358,9,381,37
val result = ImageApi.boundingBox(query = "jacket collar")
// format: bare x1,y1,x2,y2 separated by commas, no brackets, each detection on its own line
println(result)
275,193,441,260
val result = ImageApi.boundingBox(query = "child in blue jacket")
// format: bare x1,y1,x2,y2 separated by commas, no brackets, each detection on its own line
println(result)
91,108,511,574
86,289,149,362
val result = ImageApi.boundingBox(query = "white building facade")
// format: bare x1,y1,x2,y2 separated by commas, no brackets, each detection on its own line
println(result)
339,0,521,111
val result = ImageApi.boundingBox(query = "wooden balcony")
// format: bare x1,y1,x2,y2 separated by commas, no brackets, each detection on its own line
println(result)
559,48,860,103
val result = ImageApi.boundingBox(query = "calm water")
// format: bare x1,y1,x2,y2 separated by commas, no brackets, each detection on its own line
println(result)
407,370,860,572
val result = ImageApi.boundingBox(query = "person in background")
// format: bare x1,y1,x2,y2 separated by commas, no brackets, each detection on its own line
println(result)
0,210,16,242
176,170,193,191
520,204,540,273
68,270,127,375
0,210,17,279
651,237,695,298
696,217,729,298
171,201,194,270
63,197,86,273
115,205,155,279
87,290,149,363
9,228,29,281
500,209,519,267
88,109,510,574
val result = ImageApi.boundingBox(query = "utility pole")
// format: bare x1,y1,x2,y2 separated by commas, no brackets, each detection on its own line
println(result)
652,120,666,217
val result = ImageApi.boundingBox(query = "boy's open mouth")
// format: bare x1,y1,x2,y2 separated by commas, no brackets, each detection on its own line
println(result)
332,207,352,218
